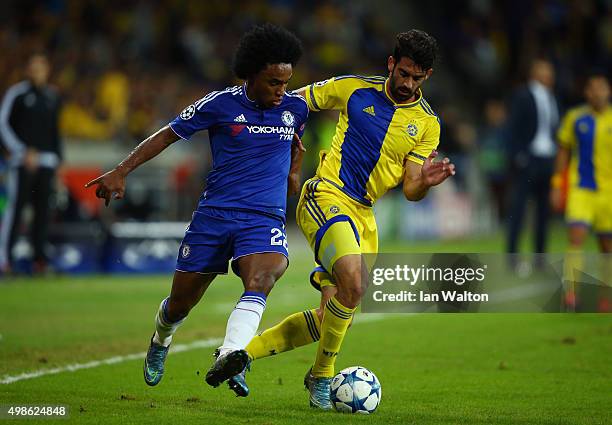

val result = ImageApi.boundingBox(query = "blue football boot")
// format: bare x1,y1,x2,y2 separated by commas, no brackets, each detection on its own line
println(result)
205,349,249,388
227,358,251,397
304,367,333,410
143,336,170,386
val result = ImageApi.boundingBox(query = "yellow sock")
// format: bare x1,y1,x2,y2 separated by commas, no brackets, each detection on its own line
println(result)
246,309,321,360
312,296,355,378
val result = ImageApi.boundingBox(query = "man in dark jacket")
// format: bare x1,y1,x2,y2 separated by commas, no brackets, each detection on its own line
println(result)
0,53,62,274
506,59,559,255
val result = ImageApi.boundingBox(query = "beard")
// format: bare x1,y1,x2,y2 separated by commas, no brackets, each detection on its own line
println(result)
392,84,414,102
389,73,416,102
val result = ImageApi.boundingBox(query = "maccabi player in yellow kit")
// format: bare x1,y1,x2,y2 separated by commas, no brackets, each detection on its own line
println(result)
551,73,612,312
226,30,455,408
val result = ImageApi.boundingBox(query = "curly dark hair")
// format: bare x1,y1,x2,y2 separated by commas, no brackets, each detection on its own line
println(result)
232,23,303,79
393,30,438,71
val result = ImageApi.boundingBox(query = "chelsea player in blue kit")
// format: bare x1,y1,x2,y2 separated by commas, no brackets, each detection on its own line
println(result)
85,24,308,392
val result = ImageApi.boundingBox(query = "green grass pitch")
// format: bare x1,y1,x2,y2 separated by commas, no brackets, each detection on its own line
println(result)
1,233,610,424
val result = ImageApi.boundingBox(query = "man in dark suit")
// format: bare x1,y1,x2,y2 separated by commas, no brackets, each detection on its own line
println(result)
506,59,559,255
0,53,62,274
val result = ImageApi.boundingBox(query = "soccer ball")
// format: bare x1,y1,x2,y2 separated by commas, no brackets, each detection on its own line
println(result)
330,366,382,414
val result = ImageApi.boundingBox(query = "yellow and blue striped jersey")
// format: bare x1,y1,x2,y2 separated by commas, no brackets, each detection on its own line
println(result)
557,105,612,192
304,75,440,206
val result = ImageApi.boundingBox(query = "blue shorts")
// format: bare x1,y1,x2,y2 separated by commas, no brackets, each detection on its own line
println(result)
176,207,288,276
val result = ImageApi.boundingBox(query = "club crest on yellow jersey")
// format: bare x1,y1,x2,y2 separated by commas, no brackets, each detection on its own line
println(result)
407,121,418,136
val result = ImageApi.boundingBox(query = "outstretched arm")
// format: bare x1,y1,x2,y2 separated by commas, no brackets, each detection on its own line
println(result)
293,87,307,99
403,150,455,201
85,126,179,206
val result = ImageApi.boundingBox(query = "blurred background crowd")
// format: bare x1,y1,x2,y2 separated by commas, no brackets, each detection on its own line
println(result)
0,0,610,274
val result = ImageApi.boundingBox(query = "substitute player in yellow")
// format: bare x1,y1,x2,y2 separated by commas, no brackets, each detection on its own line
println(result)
551,73,612,312
225,30,455,408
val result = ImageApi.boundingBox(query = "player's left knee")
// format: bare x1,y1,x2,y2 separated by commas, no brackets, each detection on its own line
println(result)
339,284,364,307
335,265,365,302
244,271,278,295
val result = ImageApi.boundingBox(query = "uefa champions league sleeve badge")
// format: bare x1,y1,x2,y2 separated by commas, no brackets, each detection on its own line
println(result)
180,104,196,120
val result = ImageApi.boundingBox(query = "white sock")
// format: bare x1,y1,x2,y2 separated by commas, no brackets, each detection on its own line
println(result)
153,297,185,347
219,291,267,355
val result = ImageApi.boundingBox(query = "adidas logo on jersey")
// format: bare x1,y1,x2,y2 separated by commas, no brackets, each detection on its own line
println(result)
234,114,247,122
363,105,375,116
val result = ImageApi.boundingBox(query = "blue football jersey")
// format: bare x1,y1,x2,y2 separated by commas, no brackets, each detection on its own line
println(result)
169,84,308,219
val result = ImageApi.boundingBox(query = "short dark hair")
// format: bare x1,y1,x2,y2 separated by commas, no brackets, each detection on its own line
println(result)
393,30,438,71
232,23,303,79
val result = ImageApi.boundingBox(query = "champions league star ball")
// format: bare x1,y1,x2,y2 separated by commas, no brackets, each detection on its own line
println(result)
330,366,382,414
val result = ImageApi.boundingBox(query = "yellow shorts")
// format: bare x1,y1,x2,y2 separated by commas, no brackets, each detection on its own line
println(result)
296,177,378,291
566,187,612,234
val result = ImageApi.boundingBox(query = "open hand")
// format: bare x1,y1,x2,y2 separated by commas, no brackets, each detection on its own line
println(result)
421,150,455,187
